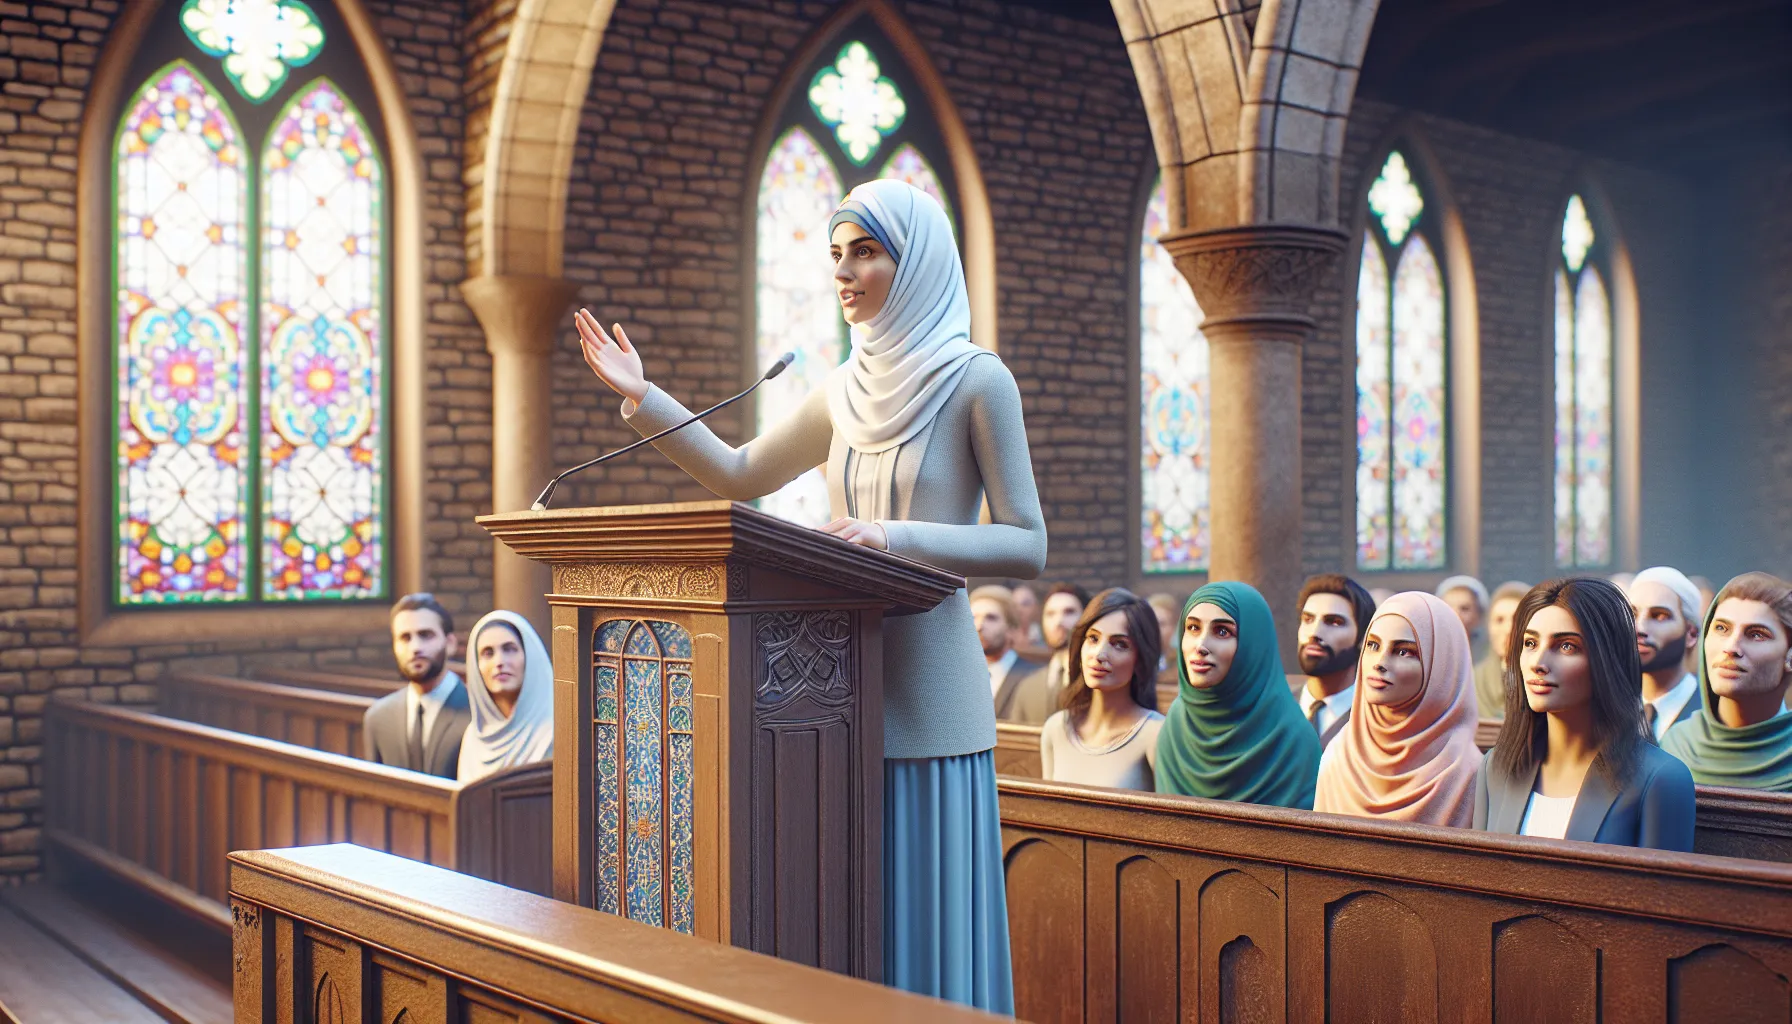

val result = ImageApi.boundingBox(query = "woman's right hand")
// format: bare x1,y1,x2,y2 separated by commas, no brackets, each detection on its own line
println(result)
574,308,649,405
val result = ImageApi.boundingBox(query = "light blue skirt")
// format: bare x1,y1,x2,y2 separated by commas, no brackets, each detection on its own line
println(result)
883,749,1015,1015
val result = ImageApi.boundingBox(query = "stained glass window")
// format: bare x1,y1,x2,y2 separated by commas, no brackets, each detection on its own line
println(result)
115,62,250,603
1554,194,1612,567
1357,150,1447,571
260,79,384,600
808,40,906,166
877,143,951,225
114,8,388,607
754,128,844,526
1139,176,1209,573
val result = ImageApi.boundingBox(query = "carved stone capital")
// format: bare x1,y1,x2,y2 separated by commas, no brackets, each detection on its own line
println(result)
1157,225,1348,343
461,274,580,357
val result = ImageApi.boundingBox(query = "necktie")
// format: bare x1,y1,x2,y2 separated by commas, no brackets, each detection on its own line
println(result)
1644,702,1658,735
1306,698,1324,735
407,701,425,769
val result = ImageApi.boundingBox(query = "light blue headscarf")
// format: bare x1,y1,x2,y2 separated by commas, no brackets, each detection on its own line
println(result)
824,179,988,454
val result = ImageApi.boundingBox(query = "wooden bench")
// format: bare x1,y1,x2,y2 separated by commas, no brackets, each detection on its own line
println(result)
42,700,552,934
994,721,1792,864
1000,777,1792,1023
159,672,374,758
247,666,401,700
230,844,1003,1023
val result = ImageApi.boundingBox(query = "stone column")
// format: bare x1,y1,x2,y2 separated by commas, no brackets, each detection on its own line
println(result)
1158,226,1345,662
461,275,580,635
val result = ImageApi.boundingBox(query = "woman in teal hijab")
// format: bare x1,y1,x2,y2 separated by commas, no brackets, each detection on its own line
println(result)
1155,581,1322,808
1661,572,1792,791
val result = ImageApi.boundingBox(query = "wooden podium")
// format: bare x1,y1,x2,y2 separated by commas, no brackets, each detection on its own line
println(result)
479,501,961,981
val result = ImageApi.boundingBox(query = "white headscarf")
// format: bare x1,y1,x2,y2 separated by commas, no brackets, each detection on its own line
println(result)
825,178,989,453
456,610,554,783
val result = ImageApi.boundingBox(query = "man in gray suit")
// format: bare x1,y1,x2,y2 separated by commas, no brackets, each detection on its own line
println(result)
364,593,471,779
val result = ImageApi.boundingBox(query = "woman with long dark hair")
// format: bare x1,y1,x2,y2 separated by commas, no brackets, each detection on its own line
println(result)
1473,577,1695,849
1039,588,1164,791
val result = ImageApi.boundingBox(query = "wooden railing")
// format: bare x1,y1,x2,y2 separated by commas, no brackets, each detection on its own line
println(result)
230,844,1002,1023
993,721,1792,864
248,666,402,699
999,778,1792,1023
43,700,552,930
160,671,374,758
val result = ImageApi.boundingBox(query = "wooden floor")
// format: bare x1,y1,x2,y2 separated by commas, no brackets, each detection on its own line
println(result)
0,884,229,1024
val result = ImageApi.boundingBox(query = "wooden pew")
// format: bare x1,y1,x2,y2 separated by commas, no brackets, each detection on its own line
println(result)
159,671,373,758
42,700,552,932
230,844,1002,1024
248,666,400,699
1000,778,1792,1023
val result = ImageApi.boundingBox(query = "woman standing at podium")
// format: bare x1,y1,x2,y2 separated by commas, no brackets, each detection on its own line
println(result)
573,178,1045,1013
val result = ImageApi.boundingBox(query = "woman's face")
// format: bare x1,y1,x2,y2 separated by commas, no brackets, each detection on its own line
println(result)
1705,598,1792,700
831,220,896,325
1518,604,1593,715
1360,613,1426,707
1180,602,1238,689
477,625,526,699
1080,609,1139,697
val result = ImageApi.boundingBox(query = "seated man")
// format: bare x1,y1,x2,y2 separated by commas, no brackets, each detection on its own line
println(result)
1293,573,1375,751
972,585,1050,724
364,593,471,779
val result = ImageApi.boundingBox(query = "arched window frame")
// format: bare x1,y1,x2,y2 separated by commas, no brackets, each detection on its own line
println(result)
78,0,426,643
1553,191,1616,570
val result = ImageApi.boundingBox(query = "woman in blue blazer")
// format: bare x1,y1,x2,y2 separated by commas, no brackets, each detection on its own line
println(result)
1473,577,1695,851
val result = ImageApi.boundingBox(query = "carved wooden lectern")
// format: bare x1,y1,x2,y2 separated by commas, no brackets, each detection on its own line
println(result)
479,501,961,981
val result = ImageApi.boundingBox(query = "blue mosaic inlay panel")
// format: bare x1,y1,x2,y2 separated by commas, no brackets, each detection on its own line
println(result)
622,646,664,924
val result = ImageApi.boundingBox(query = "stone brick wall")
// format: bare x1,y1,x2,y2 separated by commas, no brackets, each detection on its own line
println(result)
0,0,485,882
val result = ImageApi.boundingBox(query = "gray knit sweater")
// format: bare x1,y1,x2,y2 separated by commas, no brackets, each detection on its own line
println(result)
621,353,1048,758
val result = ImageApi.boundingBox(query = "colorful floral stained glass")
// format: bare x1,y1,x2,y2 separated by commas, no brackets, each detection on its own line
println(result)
260,79,384,600
1553,270,1577,566
754,127,844,527
1555,237,1613,568
1139,177,1209,574
876,143,952,225
1368,152,1424,246
808,40,906,166
1389,235,1447,569
180,0,324,103
1355,233,1392,569
115,62,250,604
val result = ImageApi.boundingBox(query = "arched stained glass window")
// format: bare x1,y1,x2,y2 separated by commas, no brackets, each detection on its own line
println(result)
113,1,389,606
753,21,960,526
1357,150,1448,571
1554,195,1612,567
1139,175,1209,573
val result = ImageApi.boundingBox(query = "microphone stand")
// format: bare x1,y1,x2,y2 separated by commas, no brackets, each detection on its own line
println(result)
531,353,793,511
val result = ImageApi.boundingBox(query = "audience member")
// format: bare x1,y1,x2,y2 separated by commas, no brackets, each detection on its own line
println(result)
1315,593,1481,827
1435,575,1490,662
364,593,471,779
1146,592,1181,689
1475,578,1694,851
1011,583,1045,651
458,611,555,783
1690,575,1717,620
971,585,1051,724
1039,589,1164,791
1155,582,1321,809
1474,582,1529,720
1662,572,1792,792
1025,582,1090,711
1626,567,1703,739
1294,574,1375,751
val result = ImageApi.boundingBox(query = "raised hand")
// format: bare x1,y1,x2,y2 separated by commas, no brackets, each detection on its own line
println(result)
822,517,888,550
574,308,649,404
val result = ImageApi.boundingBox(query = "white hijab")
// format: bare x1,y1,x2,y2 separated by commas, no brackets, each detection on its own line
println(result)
456,610,554,783
826,179,989,453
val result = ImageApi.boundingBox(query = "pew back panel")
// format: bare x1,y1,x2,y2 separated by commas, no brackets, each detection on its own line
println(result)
159,673,373,758
1000,779,1792,1024
452,761,554,898
249,667,402,700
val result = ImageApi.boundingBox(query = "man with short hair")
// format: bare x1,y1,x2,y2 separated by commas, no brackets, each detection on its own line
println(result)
1436,575,1491,662
971,585,1049,723
1474,581,1530,720
1025,582,1090,711
1294,574,1375,750
363,593,472,778
1627,567,1704,740
1010,583,1045,652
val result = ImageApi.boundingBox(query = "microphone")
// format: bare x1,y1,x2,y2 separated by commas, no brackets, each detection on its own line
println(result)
530,352,795,511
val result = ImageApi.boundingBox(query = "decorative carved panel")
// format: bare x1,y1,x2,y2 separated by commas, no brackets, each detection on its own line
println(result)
555,562,722,600
1199,868,1284,1023
1667,944,1790,1023
754,611,853,711
1116,855,1179,1024
1493,915,1596,1024
1325,892,1437,1021
1004,835,1085,1024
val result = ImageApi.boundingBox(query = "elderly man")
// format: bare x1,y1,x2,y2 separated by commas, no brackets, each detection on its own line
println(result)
1627,567,1704,739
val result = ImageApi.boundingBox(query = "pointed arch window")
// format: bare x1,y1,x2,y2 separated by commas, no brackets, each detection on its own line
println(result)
113,1,389,605
752,21,961,526
1139,175,1210,574
1554,195,1613,568
1357,150,1448,571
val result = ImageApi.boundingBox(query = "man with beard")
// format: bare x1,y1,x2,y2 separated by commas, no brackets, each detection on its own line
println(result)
1021,582,1090,712
363,593,472,777
1627,567,1703,740
1294,574,1376,750
971,585,1050,723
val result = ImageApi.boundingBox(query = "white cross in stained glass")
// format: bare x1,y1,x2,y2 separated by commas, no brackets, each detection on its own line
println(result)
1368,151,1424,246
807,41,907,167
180,0,325,103
1561,194,1595,273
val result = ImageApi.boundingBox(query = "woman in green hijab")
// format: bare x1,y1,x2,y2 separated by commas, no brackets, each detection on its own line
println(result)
1155,581,1322,808
1661,572,1792,791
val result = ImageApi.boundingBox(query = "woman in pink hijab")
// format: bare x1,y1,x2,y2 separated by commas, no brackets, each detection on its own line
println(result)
1315,591,1483,827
